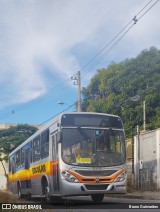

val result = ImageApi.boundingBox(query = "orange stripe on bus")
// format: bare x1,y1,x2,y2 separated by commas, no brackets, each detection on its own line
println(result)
8,160,58,183
68,169,124,183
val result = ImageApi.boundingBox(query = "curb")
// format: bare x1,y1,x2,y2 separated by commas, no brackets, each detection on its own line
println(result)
107,194,143,200
107,192,160,200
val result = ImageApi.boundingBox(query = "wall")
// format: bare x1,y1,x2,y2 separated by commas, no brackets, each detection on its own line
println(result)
0,155,8,190
134,129,160,190
126,139,134,190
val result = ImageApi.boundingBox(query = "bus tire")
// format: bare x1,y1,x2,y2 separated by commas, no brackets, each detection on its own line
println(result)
91,194,104,203
42,177,52,203
45,193,53,203
17,182,22,198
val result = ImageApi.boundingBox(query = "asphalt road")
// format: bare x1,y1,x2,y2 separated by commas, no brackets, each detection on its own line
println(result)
31,195,160,210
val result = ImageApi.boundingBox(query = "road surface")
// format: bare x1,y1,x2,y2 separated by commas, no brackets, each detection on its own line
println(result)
30,195,160,210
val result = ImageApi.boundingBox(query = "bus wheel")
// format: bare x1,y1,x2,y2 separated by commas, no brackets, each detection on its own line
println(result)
17,183,22,198
91,194,104,203
26,192,31,200
43,181,52,203
45,193,53,203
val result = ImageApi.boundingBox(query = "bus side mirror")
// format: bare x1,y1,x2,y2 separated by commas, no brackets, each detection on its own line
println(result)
57,131,61,143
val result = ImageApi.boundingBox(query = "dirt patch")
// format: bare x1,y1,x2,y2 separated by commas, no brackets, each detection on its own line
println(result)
0,190,44,211
0,190,18,203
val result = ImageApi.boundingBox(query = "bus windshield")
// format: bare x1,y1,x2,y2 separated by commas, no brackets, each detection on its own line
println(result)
62,128,126,167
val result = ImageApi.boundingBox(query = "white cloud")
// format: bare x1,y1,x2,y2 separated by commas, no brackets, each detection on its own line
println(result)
0,0,159,109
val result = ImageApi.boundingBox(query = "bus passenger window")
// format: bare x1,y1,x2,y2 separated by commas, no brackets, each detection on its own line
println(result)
21,148,25,168
10,155,16,174
16,150,21,170
33,136,40,162
41,130,49,159
9,157,11,173
41,144,49,159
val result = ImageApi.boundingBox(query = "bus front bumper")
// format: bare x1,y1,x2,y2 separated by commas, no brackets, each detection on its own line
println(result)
60,179,127,197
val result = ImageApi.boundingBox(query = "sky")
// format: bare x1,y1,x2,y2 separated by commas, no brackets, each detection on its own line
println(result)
0,0,159,125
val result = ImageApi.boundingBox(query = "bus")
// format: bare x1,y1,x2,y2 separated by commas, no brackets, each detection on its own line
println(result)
8,112,127,203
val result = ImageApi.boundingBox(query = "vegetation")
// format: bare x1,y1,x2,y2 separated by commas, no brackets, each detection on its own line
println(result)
0,124,38,174
81,47,160,138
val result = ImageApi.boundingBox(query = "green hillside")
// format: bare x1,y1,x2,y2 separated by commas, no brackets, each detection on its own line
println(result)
81,46,160,138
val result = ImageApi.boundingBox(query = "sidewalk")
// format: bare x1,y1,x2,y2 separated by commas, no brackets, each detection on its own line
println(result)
109,190,160,200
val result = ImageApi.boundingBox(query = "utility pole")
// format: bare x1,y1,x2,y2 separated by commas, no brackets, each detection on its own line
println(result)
77,71,81,112
71,71,81,112
137,125,140,189
143,101,146,132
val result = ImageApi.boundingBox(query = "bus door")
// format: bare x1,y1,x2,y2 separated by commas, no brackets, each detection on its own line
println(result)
24,142,32,189
52,133,60,192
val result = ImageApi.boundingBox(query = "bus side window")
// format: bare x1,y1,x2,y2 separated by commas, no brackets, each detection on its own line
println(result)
9,157,11,173
16,150,21,170
33,136,41,162
41,129,49,159
30,141,33,163
21,148,25,168
24,142,31,169
52,134,58,161
10,155,16,174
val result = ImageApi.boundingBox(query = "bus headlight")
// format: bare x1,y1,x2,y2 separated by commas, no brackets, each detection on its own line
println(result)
61,171,79,183
115,171,127,182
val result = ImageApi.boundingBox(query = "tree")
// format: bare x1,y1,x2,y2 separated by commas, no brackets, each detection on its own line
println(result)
0,124,38,156
0,124,38,175
81,46,160,138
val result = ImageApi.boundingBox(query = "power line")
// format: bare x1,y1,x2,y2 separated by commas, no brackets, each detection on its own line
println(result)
136,0,154,17
137,0,159,20
81,23,135,78
81,0,159,78
23,0,160,125
0,76,74,120
0,0,159,122
79,0,157,76
21,0,160,120
38,103,75,125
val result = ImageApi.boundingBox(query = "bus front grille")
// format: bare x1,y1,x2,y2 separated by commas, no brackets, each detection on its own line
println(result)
81,178,112,183
75,170,117,177
85,184,109,190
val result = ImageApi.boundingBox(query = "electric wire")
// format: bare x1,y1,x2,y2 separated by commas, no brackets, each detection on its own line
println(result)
136,0,153,16
0,0,159,122
137,0,159,20
38,103,75,125
81,0,159,78
27,0,160,123
81,23,135,79
78,0,158,77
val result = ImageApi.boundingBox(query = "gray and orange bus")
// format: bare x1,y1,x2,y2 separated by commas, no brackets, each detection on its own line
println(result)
8,112,127,203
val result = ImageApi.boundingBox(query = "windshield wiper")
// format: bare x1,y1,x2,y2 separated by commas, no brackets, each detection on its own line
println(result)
77,126,90,140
